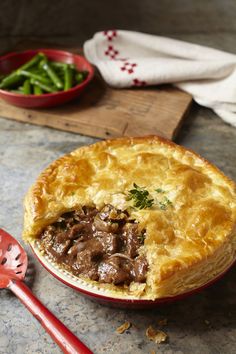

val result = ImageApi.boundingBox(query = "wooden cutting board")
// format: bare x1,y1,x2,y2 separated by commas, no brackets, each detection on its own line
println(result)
0,44,192,140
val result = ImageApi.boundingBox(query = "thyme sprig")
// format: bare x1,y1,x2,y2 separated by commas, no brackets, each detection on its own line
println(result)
127,184,173,211
127,183,154,209
158,196,173,210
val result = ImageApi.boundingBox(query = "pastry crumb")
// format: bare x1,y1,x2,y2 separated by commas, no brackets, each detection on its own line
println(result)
158,318,168,326
150,350,156,354
146,326,168,344
116,321,131,334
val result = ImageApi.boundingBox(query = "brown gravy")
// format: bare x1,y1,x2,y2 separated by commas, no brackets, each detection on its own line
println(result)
39,205,148,285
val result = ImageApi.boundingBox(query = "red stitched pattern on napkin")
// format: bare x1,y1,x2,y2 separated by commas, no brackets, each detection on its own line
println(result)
103,30,117,41
120,62,137,74
104,45,119,59
103,29,148,86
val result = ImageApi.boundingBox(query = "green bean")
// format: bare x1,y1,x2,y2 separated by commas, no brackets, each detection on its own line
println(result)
40,60,63,89
51,61,67,69
28,67,48,77
20,53,45,71
63,65,73,90
75,72,83,84
23,79,31,95
0,72,23,89
30,78,57,93
51,62,76,83
51,64,64,76
18,70,51,85
33,85,43,95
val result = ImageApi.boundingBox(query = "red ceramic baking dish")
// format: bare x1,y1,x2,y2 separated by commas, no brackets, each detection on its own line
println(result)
0,49,94,108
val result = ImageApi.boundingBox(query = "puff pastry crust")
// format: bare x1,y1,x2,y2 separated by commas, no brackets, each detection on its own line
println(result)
23,136,236,299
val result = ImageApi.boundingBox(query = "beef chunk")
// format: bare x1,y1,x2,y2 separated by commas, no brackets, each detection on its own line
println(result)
132,256,148,283
98,257,131,284
95,231,120,255
122,224,141,258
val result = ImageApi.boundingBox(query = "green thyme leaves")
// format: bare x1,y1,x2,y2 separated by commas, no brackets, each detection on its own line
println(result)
155,188,165,193
158,196,173,210
127,183,154,209
127,184,173,211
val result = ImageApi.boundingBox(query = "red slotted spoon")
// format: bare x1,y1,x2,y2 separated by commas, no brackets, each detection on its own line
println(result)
0,228,93,354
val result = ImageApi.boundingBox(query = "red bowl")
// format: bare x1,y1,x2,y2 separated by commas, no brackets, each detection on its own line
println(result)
0,49,94,108
30,241,236,309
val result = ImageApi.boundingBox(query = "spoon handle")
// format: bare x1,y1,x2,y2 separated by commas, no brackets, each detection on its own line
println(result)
9,279,93,354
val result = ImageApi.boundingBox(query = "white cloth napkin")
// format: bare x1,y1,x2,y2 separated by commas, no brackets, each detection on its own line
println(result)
84,30,236,127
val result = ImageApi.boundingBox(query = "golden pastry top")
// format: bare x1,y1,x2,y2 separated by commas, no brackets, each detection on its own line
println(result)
23,136,236,299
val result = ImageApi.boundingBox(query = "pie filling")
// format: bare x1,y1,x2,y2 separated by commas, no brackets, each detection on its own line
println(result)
39,205,148,285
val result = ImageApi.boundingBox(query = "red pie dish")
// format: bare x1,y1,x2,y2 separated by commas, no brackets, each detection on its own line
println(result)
0,49,94,108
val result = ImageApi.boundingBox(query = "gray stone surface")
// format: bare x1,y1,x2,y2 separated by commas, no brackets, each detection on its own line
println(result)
1,1,236,353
